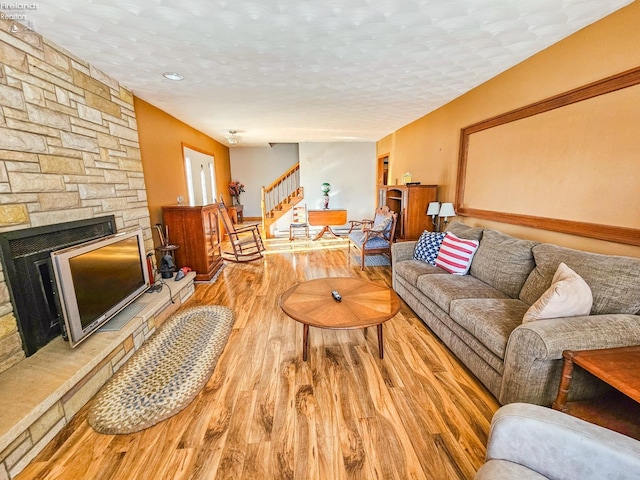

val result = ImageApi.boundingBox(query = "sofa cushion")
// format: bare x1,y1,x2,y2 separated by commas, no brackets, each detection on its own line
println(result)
469,229,537,299
394,259,446,285
523,263,593,323
520,243,640,315
435,233,479,275
413,231,446,265
417,274,509,313
450,298,529,360
445,221,484,241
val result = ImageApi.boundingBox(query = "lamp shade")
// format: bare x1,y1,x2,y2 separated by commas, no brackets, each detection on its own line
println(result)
439,202,456,218
426,202,440,215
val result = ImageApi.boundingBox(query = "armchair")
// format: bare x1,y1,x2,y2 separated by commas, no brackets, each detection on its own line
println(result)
347,206,398,270
475,403,640,480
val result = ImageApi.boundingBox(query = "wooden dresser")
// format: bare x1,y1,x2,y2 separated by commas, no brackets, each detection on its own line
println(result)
162,204,223,281
378,185,438,240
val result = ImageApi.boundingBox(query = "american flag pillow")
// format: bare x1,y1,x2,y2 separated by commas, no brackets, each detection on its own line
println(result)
413,231,446,265
435,232,479,275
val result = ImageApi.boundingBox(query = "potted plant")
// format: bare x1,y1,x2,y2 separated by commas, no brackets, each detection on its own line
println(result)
229,180,245,206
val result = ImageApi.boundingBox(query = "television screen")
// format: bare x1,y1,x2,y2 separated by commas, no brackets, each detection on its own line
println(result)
69,236,146,329
52,229,150,347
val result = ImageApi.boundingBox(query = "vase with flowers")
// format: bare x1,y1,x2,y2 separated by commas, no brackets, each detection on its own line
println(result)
229,180,245,206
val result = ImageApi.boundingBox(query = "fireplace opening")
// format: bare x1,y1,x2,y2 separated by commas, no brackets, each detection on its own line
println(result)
0,216,116,356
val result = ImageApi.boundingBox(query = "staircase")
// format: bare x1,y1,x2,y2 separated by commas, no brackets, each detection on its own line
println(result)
261,162,304,238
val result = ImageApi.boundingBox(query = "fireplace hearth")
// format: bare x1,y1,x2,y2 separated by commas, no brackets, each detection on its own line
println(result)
0,216,116,356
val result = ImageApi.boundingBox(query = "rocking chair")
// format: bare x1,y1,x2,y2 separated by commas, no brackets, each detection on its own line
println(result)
347,206,398,270
218,201,265,262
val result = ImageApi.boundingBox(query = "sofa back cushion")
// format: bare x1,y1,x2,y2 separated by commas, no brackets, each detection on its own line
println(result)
469,230,538,299
520,243,640,315
445,222,484,242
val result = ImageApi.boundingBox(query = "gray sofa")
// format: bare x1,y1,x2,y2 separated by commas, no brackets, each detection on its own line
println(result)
392,222,640,406
475,403,640,480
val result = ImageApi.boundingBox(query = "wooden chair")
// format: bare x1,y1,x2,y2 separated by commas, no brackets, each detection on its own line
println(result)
347,206,398,270
289,203,309,240
217,201,265,262
346,212,376,234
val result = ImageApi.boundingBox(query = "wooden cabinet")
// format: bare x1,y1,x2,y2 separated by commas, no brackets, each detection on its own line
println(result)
378,185,438,240
162,204,223,282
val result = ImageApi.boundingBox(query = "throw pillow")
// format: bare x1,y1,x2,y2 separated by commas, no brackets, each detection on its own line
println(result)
413,231,446,265
434,233,479,275
371,215,392,232
523,262,593,323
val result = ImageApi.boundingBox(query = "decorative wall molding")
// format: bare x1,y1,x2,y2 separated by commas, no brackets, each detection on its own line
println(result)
456,66,640,246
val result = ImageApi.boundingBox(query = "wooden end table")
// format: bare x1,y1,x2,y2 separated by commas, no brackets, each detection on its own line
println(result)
228,205,243,224
552,345,640,440
279,277,400,361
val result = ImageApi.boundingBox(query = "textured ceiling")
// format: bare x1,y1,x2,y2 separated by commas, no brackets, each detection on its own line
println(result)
4,1,633,146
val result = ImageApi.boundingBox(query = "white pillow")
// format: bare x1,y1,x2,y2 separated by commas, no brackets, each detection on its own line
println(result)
434,232,479,275
523,262,593,323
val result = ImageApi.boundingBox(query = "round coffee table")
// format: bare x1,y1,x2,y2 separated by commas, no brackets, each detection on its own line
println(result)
279,277,401,361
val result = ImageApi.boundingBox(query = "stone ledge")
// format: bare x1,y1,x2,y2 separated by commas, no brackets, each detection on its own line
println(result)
0,272,195,478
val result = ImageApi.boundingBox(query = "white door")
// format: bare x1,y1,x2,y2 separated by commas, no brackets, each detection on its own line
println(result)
183,146,216,205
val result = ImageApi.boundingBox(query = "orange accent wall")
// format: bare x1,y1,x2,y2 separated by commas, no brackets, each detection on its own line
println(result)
134,97,231,226
378,2,640,257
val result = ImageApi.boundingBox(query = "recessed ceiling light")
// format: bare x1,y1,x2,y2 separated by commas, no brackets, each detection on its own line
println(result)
162,72,184,81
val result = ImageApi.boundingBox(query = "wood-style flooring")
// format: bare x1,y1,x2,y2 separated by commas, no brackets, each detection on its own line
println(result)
17,236,499,480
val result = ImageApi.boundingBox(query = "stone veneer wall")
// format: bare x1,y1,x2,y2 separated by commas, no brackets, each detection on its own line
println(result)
0,22,153,372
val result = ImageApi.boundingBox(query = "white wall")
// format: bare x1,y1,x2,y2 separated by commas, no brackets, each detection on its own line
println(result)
231,142,377,234
281,142,376,233
229,143,299,217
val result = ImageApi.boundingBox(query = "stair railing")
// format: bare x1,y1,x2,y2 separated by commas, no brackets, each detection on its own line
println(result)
261,162,301,219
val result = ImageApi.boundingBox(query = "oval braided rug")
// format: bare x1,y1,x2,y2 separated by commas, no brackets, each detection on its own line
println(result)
88,305,235,435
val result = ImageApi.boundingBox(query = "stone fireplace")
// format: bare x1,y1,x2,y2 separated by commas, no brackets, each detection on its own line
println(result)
0,24,152,373
0,216,117,356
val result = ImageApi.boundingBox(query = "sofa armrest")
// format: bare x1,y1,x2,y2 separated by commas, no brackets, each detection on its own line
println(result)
391,241,416,263
478,403,640,480
500,314,640,405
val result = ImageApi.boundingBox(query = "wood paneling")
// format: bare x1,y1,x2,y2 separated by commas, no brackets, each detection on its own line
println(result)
17,238,498,480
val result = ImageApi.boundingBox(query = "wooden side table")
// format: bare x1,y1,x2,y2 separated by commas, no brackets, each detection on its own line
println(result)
552,346,640,440
228,205,243,224
308,209,347,240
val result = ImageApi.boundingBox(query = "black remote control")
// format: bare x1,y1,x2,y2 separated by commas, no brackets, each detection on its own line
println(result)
331,290,342,302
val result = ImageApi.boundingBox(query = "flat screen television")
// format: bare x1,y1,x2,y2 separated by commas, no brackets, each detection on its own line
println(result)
51,229,150,348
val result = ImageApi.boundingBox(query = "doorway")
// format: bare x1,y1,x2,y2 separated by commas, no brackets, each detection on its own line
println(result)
377,154,389,186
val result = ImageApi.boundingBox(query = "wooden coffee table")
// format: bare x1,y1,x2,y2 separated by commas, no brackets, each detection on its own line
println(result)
279,277,400,361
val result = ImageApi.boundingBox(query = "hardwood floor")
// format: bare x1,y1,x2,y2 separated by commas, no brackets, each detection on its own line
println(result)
17,237,499,480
